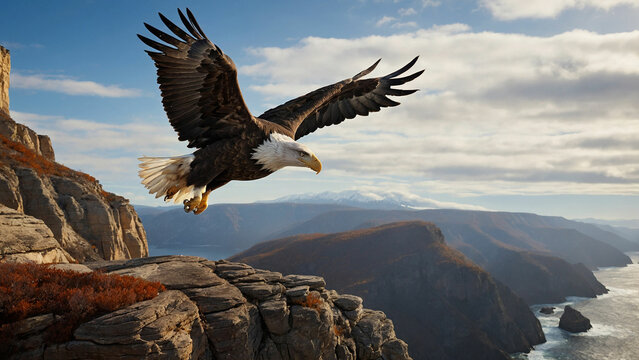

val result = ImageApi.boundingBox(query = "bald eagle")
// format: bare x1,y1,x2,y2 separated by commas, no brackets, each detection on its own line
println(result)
138,9,423,215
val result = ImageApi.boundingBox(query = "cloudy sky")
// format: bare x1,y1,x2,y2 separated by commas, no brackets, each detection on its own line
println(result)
2,0,638,219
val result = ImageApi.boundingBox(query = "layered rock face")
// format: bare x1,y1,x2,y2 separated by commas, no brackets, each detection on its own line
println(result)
0,50,148,262
233,221,546,360
0,46,9,116
0,205,74,263
12,256,412,360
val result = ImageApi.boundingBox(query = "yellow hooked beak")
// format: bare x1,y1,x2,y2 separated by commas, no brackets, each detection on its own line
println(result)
300,154,322,174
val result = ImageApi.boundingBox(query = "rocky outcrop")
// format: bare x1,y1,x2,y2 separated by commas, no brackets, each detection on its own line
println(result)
539,307,555,315
0,162,148,262
559,306,592,333
0,205,74,264
9,256,411,360
0,46,9,116
0,112,54,162
232,221,546,360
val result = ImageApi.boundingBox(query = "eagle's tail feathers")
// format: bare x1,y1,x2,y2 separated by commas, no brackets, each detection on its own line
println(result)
138,155,197,204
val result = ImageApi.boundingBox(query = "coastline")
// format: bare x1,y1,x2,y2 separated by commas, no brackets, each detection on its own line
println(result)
514,252,639,359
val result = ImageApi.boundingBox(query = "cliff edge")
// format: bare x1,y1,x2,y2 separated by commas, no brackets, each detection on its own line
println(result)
9,256,412,360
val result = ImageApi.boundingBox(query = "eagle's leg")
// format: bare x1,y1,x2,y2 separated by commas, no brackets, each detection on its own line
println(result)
183,185,206,213
193,190,212,215
187,179,230,215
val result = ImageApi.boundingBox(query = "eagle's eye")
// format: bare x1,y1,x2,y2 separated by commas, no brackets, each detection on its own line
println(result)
299,151,307,157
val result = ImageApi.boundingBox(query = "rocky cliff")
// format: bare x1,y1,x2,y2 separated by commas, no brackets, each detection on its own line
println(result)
0,49,148,262
0,46,9,116
0,112,148,262
233,221,547,360
9,256,412,360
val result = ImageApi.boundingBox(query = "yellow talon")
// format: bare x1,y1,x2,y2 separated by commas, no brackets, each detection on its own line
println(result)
183,197,201,213
193,190,211,215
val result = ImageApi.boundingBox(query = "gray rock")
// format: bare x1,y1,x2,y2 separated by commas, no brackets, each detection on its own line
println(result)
540,306,555,315
286,285,310,299
352,310,409,360
182,283,246,313
382,339,412,360
344,306,364,323
204,304,256,360
334,294,363,311
236,281,285,300
0,205,74,264
559,305,592,333
259,299,290,335
110,260,223,289
217,268,256,280
282,274,326,289
44,290,207,360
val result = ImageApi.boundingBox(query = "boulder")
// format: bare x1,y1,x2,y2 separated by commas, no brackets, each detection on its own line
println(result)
539,306,555,315
43,291,208,360
559,305,592,333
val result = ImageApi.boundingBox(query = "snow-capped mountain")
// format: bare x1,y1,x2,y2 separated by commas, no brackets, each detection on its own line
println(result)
270,190,488,211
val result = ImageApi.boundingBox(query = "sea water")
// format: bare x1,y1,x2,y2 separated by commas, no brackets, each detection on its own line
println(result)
516,252,639,360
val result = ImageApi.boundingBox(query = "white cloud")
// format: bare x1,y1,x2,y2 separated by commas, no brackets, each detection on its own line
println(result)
481,0,639,20
10,73,142,97
398,7,417,16
391,21,419,28
422,0,441,7
240,26,639,196
376,16,397,27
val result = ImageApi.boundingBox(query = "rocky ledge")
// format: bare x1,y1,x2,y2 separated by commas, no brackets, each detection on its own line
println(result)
12,256,411,360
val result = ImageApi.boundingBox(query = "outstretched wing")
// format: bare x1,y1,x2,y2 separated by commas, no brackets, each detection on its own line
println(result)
258,57,423,140
139,8,256,148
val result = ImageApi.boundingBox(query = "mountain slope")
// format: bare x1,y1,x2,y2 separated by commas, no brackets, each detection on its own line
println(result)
233,221,546,360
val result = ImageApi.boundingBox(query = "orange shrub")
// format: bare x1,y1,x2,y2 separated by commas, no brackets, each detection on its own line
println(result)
300,292,323,313
333,324,346,337
0,263,165,351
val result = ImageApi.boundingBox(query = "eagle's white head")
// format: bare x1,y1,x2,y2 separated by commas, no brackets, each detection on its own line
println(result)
251,133,322,173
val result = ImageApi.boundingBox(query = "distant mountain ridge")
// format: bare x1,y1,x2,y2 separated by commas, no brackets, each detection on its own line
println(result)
139,201,622,303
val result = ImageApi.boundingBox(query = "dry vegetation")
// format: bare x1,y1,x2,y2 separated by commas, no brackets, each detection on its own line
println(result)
0,133,119,203
299,292,324,313
0,263,165,351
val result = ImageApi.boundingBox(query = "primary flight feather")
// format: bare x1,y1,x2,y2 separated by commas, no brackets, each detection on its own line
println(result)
138,8,424,215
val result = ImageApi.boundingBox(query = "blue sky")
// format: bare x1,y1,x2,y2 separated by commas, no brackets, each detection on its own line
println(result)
2,0,639,220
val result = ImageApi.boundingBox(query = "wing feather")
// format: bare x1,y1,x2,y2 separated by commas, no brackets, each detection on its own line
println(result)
140,8,256,148
258,57,424,140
